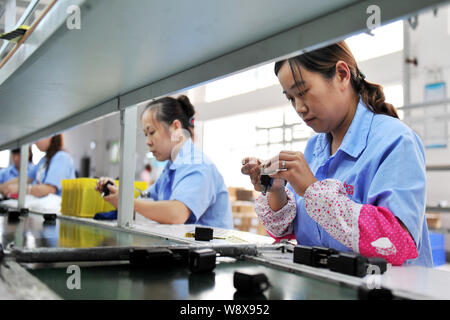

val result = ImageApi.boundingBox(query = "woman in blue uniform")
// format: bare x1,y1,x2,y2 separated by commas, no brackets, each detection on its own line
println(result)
0,134,76,197
96,95,233,229
242,41,432,267
0,147,33,184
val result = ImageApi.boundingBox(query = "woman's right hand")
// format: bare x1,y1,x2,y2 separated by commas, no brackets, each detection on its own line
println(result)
241,157,263,192
241,157,285,193
95,177,117,193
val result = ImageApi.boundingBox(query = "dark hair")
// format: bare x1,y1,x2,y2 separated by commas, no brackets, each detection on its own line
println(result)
11,146,33,163
274,41,398,119
142,95,196,138
45,134,63,168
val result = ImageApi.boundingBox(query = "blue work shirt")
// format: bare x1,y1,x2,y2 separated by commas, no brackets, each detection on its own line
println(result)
28,151,76,196
289,99,433,267
147,138,233,229
0,163,34,184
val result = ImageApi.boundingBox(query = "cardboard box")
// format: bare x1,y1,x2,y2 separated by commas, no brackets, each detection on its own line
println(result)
426,213,441,230
235,189,254,201
232,210,267,236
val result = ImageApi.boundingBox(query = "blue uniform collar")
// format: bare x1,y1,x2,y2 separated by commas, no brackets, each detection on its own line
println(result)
313,98,374,160
168,138,195,170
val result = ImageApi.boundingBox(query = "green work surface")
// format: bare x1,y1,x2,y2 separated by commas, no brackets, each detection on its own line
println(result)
28,259,358,300
0,212,177,249
1,212,358,300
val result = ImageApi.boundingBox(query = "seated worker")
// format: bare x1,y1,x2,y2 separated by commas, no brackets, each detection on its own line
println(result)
96,95,233,229
0,147,34,184
0,134,76,197
241,41,432,267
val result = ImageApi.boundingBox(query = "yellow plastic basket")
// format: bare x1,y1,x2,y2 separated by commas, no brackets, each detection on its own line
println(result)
61,178,148,218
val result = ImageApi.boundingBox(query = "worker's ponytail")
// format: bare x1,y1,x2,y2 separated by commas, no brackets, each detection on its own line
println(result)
357,75,399,118
45,134,63,169
142,95,196,139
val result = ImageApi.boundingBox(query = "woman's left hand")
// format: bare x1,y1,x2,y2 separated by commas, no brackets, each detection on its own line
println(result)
265,150,318,197
3,183,18,197
103,183,119,208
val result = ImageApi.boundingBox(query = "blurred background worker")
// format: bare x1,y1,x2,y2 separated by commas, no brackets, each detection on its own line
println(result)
0,147,34,184
0,134,76,198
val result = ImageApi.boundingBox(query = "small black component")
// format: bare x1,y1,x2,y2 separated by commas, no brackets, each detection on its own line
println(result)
366,257,388,274
20,208,29,215
293,245,313,266
311,246,338,268
43,220,56,226
7,210,20,221
194,227,213,241
43,213,57,221
328,252,368,277
171,248,191,266
358,287,393,300
189,248,216,273
233,271,270,294
0,243,4,262
0,206,9,214
102,181,114,197
260,175,272,195
129,248,174,268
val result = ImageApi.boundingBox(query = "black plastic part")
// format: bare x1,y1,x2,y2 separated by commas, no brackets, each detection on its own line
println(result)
366,257,388,274
171,248,191,266
43,220,56,226
328,252,368,277
194,227,213,241
293,245,314,266
189,249,216,273
0,244,4,262
260,175,272,193
43,213,57,221
0,206,8,214
358,287,394,300
233,271,270,294
20,208,29,215
102,181,114,197
129,248,174,268
7,210,20,221
311,246,338,268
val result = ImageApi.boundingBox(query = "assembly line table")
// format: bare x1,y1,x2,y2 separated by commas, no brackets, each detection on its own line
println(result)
1,211,450,300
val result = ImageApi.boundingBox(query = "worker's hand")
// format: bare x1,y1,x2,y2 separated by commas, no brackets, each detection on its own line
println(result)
3,183,19,198
266,151,318,197
96,177,119,208
103,184,119,208
241,157,263,192
95,177,119,207
95,177,116,193
241,157,285,193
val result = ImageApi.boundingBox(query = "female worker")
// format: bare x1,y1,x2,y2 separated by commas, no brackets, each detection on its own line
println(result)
96,95,233,229
0,134,76,197
0,147,33,184
241,41,432,267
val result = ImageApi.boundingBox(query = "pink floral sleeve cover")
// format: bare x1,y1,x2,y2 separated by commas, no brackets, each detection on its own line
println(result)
255,187,297,240
255,179,418,266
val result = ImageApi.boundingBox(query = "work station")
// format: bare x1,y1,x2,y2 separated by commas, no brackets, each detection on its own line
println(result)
1,0,450,306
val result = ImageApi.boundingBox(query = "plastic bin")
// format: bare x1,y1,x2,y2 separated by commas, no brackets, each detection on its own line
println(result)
61,178,148,218
429,232,446,267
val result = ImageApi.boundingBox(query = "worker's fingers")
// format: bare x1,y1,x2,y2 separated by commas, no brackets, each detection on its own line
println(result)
241,157,261,166
96,177,115,191
241,163,260,175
